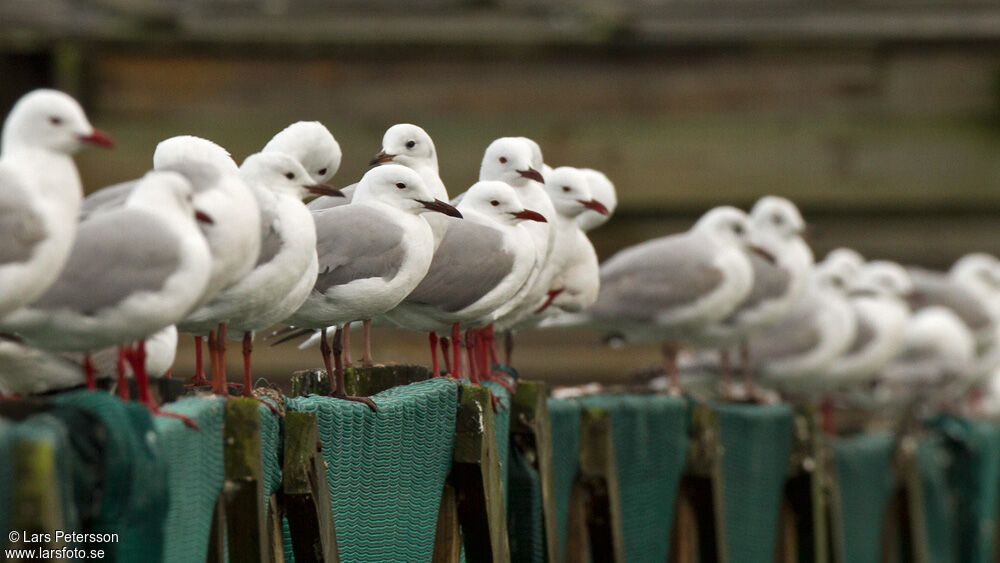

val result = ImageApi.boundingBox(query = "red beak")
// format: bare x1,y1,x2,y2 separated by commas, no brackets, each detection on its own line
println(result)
195,210,214,225
77,129,115,148
369,151,395,167
305,184,345,197
517,167,545,184
579,199,610,215
510,209,547,223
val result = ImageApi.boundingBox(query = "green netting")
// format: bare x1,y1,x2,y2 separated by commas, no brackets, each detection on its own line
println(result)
713,401,794,563
580,394,690,562
0,419,12,541
833,432,897,563
155,396,226,563
547,398,581,557
51,391,168,562
507,445,545,562
287,378,458,562
259,399,283,500
917,435,956,563
282,515,296,562
928,416,1000,563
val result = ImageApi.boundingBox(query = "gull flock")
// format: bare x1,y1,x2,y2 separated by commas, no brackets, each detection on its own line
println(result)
1,88,998,428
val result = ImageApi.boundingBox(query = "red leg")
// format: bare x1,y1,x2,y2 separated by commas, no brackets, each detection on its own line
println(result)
534,288,565,313
429,332,440,378
189,336,209,386
116,347,130,399
82,353,97,390
210,326,227,395
440,337,452,375
242,332,253,397
465,330,479,385
451,323,462,380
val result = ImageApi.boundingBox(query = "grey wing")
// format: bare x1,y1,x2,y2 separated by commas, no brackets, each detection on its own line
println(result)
591,235,724,321
907,268,993,332
751,309,823,360
405,220,515,312
312,205,407,292
256,202,282,267
32,210,182,314
736,252,791,311
0,165,47,265
79,180,138,220
307,183,355,211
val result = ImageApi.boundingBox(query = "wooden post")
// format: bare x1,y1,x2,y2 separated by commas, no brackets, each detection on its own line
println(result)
281,411,339,563
223,398,268,563
291,365,432,398
779,410,830,563
509,380,561,562
576,406,626,562
897,436,930,563
206,495,227,563
8,440,64,553
677,404,727,563
432,483,462,563
451,384,510,562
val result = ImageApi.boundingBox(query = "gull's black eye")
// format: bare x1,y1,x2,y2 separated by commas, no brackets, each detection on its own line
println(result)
396,182,406,189
490,200,500,207
772,214,783,224
561,186,571,193
49,116,62,126
318,168,327,176
733,224,744,235
499,157,507,164
285,172,295,180
405,140,416,149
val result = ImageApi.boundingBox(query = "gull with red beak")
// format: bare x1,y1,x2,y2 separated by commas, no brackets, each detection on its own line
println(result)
0,172,213,425
0,89,114,319
285,164,462,409
382,180,547,379
182,152,343,396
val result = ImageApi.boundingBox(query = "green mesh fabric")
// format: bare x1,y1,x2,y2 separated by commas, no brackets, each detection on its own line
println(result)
282,515,296,562
833,432,897,563
0,419,12,541
713,401,794,563
547,398,581,557
507,446,545,562
155,396,226,563
259,399,283,500
287,378,458,562
916,436,956,563
580,394,690,562
51,391,168,562
928,416,1000,563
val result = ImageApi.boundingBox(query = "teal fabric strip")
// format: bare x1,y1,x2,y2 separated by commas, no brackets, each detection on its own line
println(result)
712,401,794,563
287,378,458,562
547,397,581,557
833,432,896,563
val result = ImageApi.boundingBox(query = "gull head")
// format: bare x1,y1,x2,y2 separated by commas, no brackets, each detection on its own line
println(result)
356,164,461,218
950,252,1000,296
127,170,211,226
241,152,344,200
545,167,607,219
696,206,776,263
515,136,545,171
460,180,547,226
370,123,437,171
578,168,617,231
263,121,341,184
154,135,239,175
751,196,806,240
850,260,913,298
479,137,544,187
820,248,865,288
1,89,114,154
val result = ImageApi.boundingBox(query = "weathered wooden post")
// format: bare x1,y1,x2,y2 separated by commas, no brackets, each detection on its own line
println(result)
281,410,339,563
222,397,269,562
574,405,626,562
8,439,65,553
777,410,831,563
508,380,561,561
674,404,727,563
451,384,511,562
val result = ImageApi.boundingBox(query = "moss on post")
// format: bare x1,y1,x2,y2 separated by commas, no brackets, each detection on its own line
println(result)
223,397,268,563
9,441,64,552
451,384,511,562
